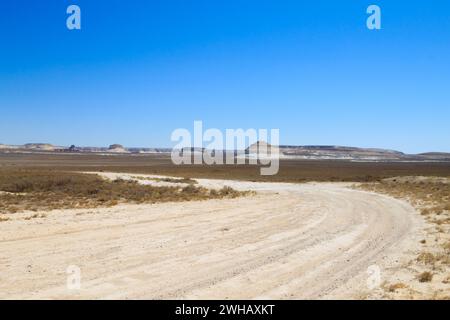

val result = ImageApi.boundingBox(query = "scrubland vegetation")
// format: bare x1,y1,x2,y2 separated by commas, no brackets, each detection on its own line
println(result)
0,169,246,215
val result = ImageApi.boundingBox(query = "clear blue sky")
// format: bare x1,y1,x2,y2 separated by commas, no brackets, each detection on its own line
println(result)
1,0,449,153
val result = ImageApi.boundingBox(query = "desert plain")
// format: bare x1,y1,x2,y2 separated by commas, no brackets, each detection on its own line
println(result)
0,153,449,299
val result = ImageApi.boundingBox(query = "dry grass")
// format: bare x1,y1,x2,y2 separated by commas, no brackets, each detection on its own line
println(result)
418,272,433,283
0,169,248,214
417,252,438,265
387,282,408,292
416,252,450,266
359,179,450,215
443,241,450,252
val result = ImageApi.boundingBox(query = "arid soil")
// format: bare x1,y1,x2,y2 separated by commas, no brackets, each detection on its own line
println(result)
358,177,450,299
0,174,425,299
1,152,450,183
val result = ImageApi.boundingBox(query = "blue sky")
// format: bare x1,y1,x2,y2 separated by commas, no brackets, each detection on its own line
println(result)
0,0,449,153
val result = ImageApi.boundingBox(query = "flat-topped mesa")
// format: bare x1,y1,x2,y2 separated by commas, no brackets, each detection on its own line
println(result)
108,144,129,153
245,141,280,156
279,145,407,160
418,152,450,160
24,143,55,151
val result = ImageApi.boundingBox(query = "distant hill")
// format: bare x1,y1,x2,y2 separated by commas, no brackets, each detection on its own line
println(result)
279,145,405,160
418,152,450,160
246,141,280,156
108,144,128,153
0,142,449,161
23,143,56,151
0,144,19,149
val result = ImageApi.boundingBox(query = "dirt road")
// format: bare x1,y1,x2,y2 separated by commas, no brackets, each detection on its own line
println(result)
0,175,422,299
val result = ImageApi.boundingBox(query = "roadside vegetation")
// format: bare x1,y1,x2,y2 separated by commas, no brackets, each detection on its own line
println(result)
358,177,450,299
0,169,248,215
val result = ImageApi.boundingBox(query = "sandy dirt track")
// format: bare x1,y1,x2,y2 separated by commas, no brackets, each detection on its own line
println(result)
0,175,422,299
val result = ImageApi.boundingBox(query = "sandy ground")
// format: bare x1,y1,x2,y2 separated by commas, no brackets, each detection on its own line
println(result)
0,173,424,299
